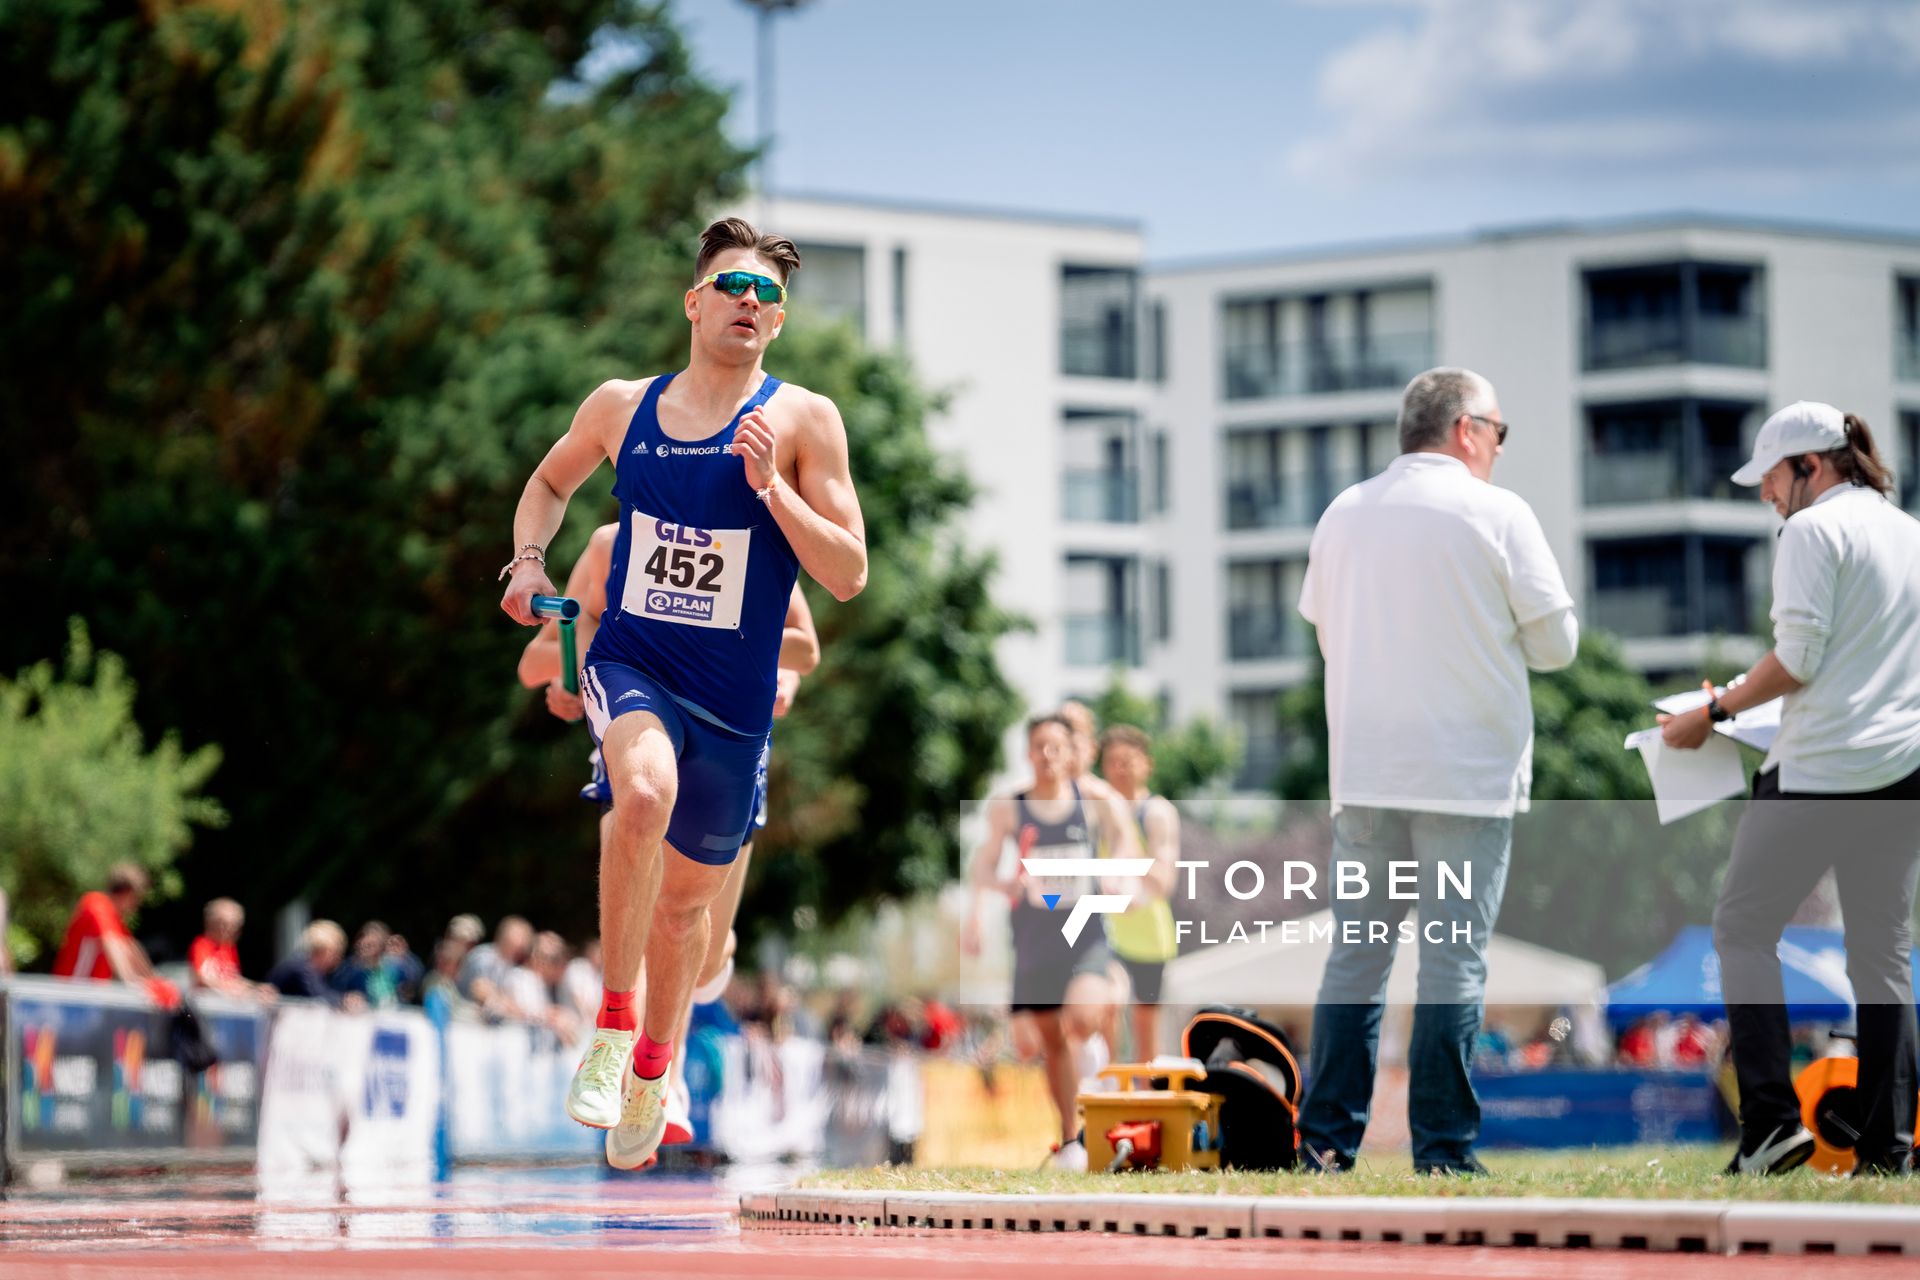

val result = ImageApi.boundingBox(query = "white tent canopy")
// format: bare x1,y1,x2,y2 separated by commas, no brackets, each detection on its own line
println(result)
1161,910,1607,1010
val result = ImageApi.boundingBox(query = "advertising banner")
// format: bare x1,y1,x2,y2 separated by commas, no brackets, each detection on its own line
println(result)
3,976,268,1171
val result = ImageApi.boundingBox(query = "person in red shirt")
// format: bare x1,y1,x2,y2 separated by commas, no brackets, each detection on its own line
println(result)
52,863,178,1008
189,897,273,1002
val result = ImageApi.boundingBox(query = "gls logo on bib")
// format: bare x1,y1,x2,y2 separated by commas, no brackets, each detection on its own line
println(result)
621,511,751,630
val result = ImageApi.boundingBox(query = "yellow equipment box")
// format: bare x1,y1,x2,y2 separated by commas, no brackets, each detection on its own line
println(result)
1077,1059,1224,1173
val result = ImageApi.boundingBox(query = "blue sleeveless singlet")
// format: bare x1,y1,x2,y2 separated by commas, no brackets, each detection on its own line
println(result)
588,372,799,736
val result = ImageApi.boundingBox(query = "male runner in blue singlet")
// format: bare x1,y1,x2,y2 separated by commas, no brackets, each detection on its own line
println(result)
517,532,817,1150
501,218,865,1170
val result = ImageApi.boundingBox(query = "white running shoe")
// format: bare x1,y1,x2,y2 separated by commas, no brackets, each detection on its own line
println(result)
606,1070,670,1170
1046,1134,1089,1172
662,1076,694,1147
566,1027,636,1130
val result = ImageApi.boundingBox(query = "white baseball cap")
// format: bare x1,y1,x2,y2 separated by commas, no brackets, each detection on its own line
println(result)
1731,401,1848,486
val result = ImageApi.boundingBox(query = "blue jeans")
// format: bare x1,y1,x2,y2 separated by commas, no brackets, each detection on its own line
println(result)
1297,806,1513,1169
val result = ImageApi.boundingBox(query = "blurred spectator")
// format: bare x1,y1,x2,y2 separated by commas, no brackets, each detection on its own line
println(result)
920,997,963,1053
459,915,532,1010
445,913,484,961
386,930,425,1002
1472,1024,1512,1069
51,863,179,1009
505,931,581,1042
1672,1013,1716,1069
268,920,360,1010
421,937,471,1013
333,921,403,1008
1617,1012,1667,1067
561,937,602,1027
189,898,274,1002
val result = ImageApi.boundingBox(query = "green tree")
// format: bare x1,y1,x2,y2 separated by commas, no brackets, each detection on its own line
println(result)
2,1,1021,953
1273,632,1738,973
1086,672,1240,802
0,620,226,966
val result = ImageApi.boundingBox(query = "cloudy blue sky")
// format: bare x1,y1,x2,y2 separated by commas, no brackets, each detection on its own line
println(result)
669,0,1920,261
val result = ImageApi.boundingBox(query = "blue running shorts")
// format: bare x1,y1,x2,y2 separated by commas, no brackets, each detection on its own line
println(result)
580,747,613,812
582,660,769,866
748,738,771,836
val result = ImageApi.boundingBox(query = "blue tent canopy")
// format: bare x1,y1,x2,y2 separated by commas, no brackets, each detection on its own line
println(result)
1604,925,1875,1029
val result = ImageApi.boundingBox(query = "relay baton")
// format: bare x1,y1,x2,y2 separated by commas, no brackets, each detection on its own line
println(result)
530,594,581,694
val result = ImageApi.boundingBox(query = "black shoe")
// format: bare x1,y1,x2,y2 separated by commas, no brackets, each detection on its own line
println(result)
1722,1124,1816,1176
1852,1154,1915,1177
1414,1155,1490,1177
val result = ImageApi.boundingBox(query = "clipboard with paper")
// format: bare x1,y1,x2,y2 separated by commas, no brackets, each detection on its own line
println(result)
1623,681,1783,824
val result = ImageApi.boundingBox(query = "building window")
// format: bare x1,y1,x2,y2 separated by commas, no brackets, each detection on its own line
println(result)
1898,275,1919,383
1226,559,1308,661
1588,535,1766,638
891,245,909,346
1221,283,1434,401
1582,261,1765,372
1229,689,1284,792
1061,264,1138,379
1146,300,1168,383
1065,554,1141,668
1223,421,1386,529
1151,560,1172,644
1061,409,1139,523
794,242,866,335
1583,399,1759,505
1150,430,1170,515
1902,409,1920,513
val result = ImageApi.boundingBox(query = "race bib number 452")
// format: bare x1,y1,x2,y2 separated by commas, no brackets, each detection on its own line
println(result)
621,511,752,630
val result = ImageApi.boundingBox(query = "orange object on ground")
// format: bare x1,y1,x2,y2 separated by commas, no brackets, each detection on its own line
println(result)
1796,1055,1861,1175
1078,1062,1222,1173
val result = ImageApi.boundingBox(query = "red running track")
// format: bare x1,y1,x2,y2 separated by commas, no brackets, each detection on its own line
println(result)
2,1169,1912,1279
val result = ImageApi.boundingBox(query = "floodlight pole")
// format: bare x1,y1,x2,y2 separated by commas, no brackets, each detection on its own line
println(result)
743,0,809,220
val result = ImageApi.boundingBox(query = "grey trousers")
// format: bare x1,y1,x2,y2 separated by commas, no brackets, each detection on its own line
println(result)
1712,763,1920,1167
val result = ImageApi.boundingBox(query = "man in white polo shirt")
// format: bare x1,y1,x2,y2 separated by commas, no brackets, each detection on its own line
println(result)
1660,402,1920,1177
1295,366,1577,1176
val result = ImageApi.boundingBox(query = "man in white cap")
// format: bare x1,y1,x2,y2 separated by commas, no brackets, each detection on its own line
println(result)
1661,401,1920,1176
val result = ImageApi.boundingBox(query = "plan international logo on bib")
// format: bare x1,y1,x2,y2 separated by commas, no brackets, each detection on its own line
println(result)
1018,855,1155,944
645,589,714,622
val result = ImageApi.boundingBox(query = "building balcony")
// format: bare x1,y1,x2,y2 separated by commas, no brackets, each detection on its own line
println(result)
1588,583,1752,639
1065,613,1141,668
1583,314,1765,373
1583,448,1752,505
1062,468,1140,523
1223,330,1434,401
1227,609,1306,661
1225,471,1364,530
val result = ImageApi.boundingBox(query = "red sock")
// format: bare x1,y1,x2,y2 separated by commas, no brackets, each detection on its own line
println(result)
632,1031,672,1080
597,987,637,1032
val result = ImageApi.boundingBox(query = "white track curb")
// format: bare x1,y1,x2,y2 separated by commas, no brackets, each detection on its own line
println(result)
739,1188,1920,1256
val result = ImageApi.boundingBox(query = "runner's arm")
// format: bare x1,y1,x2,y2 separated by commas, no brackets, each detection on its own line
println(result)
1083,775,1144,866
518,525,615,688
736,395,867,601
967,795,1017,895
1141,797,1180,900
778,584,820,675
501,382,630,625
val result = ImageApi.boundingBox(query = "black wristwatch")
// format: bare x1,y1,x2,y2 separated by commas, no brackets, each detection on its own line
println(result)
1707,695,1733,724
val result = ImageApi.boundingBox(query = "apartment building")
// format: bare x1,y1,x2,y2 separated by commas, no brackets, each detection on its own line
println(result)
753,198,1920,792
